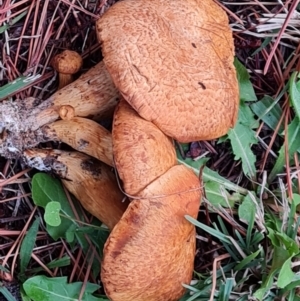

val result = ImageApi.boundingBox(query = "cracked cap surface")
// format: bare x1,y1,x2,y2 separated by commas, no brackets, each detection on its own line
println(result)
97,0,239,142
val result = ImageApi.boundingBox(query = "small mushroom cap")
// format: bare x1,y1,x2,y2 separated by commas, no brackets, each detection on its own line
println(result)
112,98,177,195
52,50,83,74
102,164,201,301
97,0,239,142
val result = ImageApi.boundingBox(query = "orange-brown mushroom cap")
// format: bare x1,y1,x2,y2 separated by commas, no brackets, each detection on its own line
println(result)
52,50,83,75
97,0,239,142
102,164,201,301
112,99,177,195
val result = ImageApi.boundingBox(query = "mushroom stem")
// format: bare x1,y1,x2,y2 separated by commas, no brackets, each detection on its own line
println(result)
23,148,128,230
0,61,119,158
41,117,113,167
58,73,73,89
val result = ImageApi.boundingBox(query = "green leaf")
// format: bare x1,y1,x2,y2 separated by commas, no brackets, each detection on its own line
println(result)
228,123,257,179
32,173,76,241
275,232,299,256
269,118,300,182
277,257,296,288
238,194,256,224
218,278,234,301
20,219,40,276
204,181,239,208
23,275,107,301
238,101,260,129
289,71,300,120
234,58,257,102
44,201,62,227
32,173,107,278
250,95,283,132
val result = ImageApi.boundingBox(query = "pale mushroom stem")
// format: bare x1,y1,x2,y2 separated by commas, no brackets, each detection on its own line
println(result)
0,61,119,159
58,73,73,89
41,117,113,167
23,148,128,230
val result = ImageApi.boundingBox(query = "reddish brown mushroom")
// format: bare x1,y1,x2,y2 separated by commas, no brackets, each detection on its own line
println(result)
96,0,239,300
52,50,83,89
97,0,239,143
102,165,201,301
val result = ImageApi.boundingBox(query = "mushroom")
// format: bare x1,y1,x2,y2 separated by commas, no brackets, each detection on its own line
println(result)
102,165,201,301
97,0,239,142
41,117,113,166
51,50,83,89
23,148,127,230
112,99,177,195
0,0,238,300
96,0,239,300
0,61,119,159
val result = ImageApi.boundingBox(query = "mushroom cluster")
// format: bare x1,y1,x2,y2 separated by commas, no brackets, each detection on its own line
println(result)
1,0,239,300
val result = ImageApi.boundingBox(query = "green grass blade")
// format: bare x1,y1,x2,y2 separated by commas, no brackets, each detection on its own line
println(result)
20,219,40,276
0,74,41,101
0,10,28,34
289,71,300,120
0,283,17,301
235,248,261,271
185,215,231,244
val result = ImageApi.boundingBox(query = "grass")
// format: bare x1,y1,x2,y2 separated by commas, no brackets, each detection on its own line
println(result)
1,0,300,300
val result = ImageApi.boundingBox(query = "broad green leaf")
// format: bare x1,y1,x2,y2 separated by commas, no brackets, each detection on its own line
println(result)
0,283,17,301
277,257,295,288
32,173,76,241
32,173,107,278
23,275,107,301
20,219,40,275
228,123,257,179
238,194,256,224
289,71,300,120
44,201,61,227
275,232,299,256
204,181,240,208
250,95,283,132
234,58,257,102
238,193,256,246
238,101,259,129
176,148,248,195
268,117,300,182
